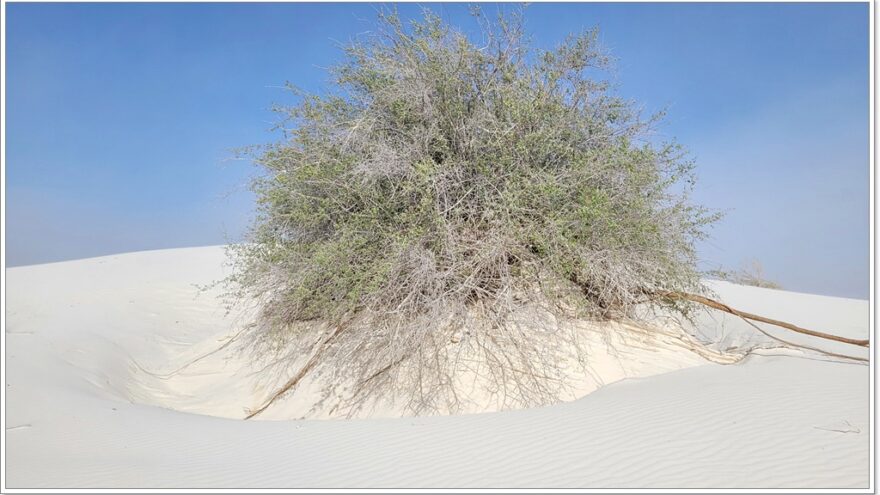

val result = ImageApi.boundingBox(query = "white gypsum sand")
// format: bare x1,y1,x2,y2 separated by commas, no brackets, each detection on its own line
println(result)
4,246,870,488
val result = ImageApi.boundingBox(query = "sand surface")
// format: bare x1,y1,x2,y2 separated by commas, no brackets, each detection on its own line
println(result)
4,246,871,488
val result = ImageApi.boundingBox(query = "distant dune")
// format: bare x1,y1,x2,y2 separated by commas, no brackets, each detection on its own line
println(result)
4,246,869,488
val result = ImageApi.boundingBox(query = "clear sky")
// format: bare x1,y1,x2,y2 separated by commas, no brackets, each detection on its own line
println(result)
5,2,870,299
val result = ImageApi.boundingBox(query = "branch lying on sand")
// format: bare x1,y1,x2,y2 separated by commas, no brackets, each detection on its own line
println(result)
740,318,868,364
135,326,249,380
654,291,869,348
244,291,868,420
244,324,347,420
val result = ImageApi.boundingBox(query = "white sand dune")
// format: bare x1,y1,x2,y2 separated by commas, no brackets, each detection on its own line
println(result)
4,246,870,488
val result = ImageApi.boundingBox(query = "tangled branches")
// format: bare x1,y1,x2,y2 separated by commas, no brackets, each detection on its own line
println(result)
228,8,721,417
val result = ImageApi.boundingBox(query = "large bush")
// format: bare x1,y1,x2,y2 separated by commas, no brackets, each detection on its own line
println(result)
231,9,719,416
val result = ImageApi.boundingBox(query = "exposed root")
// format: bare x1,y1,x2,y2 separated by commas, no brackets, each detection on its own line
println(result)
654,291,869,348
244,324,348,419
134,326,250,380
747,322,868,364
617,321,749,365
243,296,867,420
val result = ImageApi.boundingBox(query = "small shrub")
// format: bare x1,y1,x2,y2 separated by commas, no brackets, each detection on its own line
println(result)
229,8,720,415
710,259,782,290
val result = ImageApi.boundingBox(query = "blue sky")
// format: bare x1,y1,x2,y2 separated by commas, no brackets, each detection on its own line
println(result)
5,2,870,299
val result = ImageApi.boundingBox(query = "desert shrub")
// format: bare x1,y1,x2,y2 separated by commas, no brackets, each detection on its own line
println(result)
229,8,720,416
710,259,782,290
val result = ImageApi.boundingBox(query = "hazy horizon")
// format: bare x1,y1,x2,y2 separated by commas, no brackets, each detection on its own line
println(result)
5,2,870,299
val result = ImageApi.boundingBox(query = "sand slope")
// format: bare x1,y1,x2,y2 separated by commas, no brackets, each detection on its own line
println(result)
4,246,871,488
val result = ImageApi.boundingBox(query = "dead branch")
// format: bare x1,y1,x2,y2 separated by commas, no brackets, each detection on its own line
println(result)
654,291,869,348
245,324,347,419
135,326,250,380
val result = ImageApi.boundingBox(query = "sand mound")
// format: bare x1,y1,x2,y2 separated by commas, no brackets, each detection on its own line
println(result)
5,246,733,420
5,246,869,488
